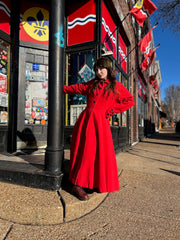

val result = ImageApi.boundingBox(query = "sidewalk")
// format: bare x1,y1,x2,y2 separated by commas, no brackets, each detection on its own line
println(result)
0,128,180,239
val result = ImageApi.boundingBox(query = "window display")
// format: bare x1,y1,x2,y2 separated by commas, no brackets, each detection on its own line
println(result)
25,62,48,125
66,50,95,126
0,39,9,124
138,97,145,127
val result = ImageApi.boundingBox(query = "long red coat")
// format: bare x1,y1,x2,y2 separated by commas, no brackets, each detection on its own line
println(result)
63,79,134,192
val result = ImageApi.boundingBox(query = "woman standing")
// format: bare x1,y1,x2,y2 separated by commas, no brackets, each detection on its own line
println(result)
63,57,134,200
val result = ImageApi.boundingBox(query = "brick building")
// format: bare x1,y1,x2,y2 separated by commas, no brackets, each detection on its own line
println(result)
0,0,161,154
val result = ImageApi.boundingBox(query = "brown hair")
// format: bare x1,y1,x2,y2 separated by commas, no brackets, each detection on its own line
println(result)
92,57,117,95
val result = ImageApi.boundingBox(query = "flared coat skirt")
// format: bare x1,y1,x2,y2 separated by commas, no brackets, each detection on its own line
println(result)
69,108,120,193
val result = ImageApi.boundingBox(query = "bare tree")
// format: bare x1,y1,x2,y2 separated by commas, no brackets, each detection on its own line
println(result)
153,0,180,34
162,85,180,123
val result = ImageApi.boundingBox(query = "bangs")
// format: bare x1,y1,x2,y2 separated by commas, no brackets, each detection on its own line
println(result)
94,57,111,71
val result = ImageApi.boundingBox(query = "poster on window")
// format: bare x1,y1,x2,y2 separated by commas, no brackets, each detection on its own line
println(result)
102,1,116,59
0,73,7,93
70,104,86,125
78,64,94,83
0,111,8,123
0,92,8,107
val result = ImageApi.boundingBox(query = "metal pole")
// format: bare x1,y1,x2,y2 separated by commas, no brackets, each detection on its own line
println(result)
7,0,20,153
45,0,65,174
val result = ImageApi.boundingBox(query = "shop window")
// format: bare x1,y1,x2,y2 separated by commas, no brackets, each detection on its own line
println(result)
65,50,95,126
102,1,117,59
112,68,121,126
25,63,48,125
121,75,128,127
138,75,146,127
138,97,145,127
118,34,127,73
0,39,10,125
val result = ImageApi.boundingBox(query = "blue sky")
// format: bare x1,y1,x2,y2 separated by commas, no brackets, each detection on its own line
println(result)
150,4,180,101
152,27,180,100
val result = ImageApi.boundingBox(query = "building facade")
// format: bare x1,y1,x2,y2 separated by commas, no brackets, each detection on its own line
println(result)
0,0,161,153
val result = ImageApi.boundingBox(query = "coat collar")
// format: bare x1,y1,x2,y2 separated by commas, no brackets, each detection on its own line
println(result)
99,79,110,85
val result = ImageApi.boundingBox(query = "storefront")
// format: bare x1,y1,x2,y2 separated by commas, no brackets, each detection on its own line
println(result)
0,0,11,151
64,0,131,150
0,0,132,153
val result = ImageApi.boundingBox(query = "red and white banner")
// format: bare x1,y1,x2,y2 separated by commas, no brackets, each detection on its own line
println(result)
118,34,127,73
0,0,11,34
149,72,157,84
138,29,151,57
102,1,116,59
138,75,146,100
130,0,157,27
68,0,96,46
138,25,157,57
142,46,158,71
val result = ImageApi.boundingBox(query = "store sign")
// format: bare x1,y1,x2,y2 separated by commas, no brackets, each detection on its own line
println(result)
20,2,49,45
138,75,146,100
0,0,11,34
119,34,127,73
102,1,116,59
68,0,96,46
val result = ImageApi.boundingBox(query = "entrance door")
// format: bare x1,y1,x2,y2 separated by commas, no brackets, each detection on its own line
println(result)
17,47,48,150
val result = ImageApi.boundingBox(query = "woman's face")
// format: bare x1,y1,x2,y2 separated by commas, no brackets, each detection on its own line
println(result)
95,67,108,80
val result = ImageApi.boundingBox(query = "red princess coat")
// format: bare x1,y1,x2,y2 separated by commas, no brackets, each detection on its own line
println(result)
63,79,134,193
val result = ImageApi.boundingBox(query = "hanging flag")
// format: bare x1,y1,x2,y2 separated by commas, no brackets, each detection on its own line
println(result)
149,71,157,84
142,47,156,71
153,87,159,97
153,81,158,89
138,25,157,57
130,0,157,27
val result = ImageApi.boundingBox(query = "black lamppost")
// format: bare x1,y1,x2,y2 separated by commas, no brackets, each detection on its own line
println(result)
45,0,65,178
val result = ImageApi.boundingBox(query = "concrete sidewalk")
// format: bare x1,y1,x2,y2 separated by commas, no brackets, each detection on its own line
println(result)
0,128,180,239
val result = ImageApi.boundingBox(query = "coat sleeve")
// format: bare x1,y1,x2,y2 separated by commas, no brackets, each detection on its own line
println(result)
63,81,92,95
105,82,134,118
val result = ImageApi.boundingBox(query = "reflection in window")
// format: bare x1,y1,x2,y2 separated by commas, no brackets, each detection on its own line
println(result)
0,39,9,125
66,50,95,126
138,97,145,127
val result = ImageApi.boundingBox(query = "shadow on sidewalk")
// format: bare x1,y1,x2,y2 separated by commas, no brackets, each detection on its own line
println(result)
141,140,179,147
148,129,180,142
126,148,180,167
160,168,180,177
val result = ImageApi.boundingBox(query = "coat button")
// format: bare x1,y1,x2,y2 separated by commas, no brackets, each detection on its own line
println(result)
96,93,98,96
93,101,96,103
